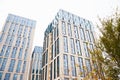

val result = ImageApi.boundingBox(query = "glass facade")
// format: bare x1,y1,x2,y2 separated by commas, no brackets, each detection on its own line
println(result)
42,9,96,80
30,46,43,80
0,14,36,80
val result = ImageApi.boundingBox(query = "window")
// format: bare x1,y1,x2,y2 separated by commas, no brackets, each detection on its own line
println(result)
0,72,3,80
22,38,26,48
57,38,59,54
71,56,76,76
85,59,91,73
32,75,34,80
0,33,4,42
78,57,84,77
63,54,69,75
20,74,23,80
36,75,38,80
76,40,82,55
54,59,56,79
45,66,47,80
16,60,22,73
86,31,91,42
90,32,94,42
70,38,75,54
62,21,66,35
0,58,2,66
15,37,21,47
63,36,68,53
8,59,15,72
5,35,10,44
24,49,27,60
68,23,72,37
57,56,59,77
13,74,18,80
18,48,23,59
50,62,52,80
4,73,10,80
11,47,17,58
0,45,6,56
54,28,56,41
9,36,14,46
74,26,79,39
5,46,11,57
0,58,7,71
22,61,26,73
83,43,90,57
79,28,85,40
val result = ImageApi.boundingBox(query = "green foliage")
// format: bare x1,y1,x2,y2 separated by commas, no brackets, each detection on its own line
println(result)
95,10,120,80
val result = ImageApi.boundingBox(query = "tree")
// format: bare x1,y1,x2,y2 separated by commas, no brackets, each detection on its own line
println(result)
94,10,120,80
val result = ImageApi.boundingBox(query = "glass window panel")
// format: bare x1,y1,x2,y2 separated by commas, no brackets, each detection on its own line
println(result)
57,56,59,77
20,74,23,80
0,58,8,71
11,47,17,58
4,73,10,80
8,59,15,72
0,72,3,80
71,56,76,76
54,59,56,79
79,28,85,40
0,45,6,56
50,62,52,80
63,36,68,53
62,21,66,35
68,23,72,37
13,74,18,80
5,46,11,57
85,59,91,73
16,60,22,73
18,48,23,59
76,40,82,55
63,54,69,75
86,31,91,42
78,57,85,77
22,61,26,73
83,43,90,57
70,38,75,54
74,26,79,39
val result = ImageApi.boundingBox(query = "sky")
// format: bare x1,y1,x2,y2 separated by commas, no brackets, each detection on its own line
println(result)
0,0,120,49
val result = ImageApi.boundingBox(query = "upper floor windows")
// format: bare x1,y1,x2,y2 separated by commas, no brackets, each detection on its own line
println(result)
63,36,68,53
68,23,72,37
79,28,85,40
11,47,17,58
74,26,79,39
5,46,11,57
4,73,10,80
62,21,66,35
0,45,6,56
70,38,75,54
0,58,8,71
8,59,15,72
63,54,69,75
71,56,76,76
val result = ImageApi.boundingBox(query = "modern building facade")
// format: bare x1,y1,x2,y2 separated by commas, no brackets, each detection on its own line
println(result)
29,46,43,80
0,14,36,80
42,9,98,80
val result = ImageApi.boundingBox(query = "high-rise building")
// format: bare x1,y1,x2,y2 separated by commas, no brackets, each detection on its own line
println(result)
29,46,43,80
42,9,97,80
0,14,36,80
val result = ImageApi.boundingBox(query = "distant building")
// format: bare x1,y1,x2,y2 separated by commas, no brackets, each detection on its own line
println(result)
42,9,97,80
0,14,36,80
29,46,43,80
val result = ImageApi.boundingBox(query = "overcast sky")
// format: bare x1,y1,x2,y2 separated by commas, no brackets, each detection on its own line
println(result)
0,0,120,48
